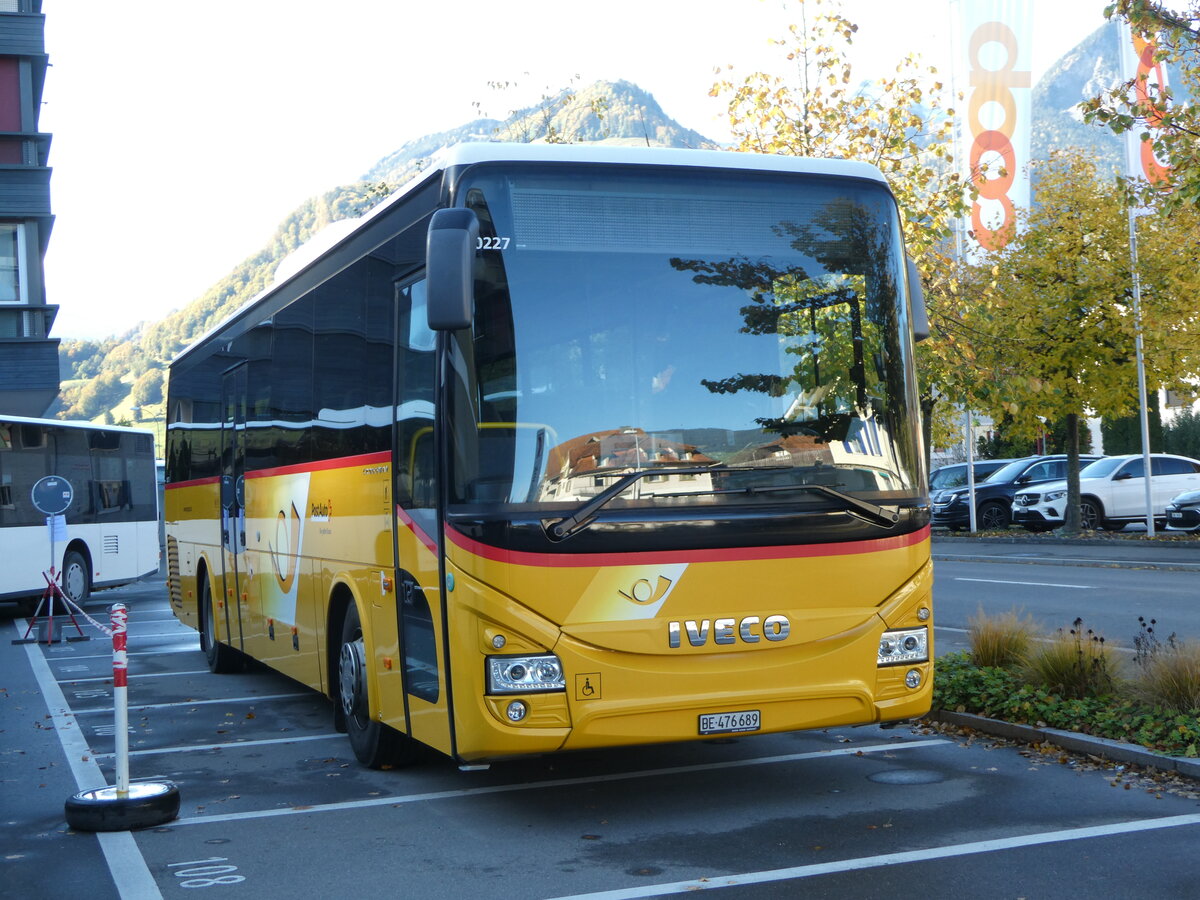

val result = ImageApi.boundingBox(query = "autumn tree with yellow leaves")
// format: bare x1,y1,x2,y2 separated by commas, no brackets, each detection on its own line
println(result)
710,0,998,461
965,151,1200,533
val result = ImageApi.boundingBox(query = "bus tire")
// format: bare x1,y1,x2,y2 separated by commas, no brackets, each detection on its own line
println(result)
61,550,89,605
200,576,242,674
338,603,417,768
65,781,180,832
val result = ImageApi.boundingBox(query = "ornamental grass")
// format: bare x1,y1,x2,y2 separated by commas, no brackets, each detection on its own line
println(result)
967,608,1035,669
1019,618,1119,701
933,611,1200,758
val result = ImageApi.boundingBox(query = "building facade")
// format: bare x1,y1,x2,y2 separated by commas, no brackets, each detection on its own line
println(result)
0,0,56,416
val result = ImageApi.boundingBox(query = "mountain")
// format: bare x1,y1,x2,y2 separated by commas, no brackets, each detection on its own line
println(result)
1031,19,1193,185
49,81,712,437
1031,21,1124,180
362,80,714,187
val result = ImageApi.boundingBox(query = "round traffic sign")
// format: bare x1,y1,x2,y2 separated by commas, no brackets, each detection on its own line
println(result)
31,476,73,515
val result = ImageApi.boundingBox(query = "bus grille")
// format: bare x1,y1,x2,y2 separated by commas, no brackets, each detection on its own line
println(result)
166,537,182,606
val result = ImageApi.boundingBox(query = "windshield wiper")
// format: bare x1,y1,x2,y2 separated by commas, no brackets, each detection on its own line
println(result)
546,465,900,540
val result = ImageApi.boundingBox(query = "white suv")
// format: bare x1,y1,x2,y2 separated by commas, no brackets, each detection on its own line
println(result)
1012,453,1200,531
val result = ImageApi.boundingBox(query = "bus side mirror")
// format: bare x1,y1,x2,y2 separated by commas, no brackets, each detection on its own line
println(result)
906,257,930,342
426,208,479,331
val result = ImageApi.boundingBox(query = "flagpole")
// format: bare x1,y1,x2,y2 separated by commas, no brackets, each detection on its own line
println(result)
1128,207,1155,536
1118,18,1162,537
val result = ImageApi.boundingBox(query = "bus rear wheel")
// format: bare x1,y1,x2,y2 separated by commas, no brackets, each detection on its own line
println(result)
61,550,89,605
338,604,418,768
200,576,242,674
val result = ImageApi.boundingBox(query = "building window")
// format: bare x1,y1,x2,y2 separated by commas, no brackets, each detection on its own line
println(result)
0,223,24,303
1165,390,1196,409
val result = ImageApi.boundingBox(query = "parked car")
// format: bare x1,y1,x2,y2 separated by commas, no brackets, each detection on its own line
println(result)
1013,454,1200,531
1165,489,1200,533
932,455,1102,531
929,459,1014,492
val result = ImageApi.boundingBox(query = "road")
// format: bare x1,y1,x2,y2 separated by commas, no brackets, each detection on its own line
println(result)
4,547,1200,899
931,537,1200,656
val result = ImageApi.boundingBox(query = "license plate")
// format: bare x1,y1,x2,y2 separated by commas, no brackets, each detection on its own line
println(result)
1169,511,1183,519
699,709,760,735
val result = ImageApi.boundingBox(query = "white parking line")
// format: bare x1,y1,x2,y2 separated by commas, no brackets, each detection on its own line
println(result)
91,732,343,759
63,669,211,684
112,633,196,643
954,577,1093,589
168,739,950,827
936,552,1200,570
546,814,1200,899
16,624,163,899
47,646,198,661
73,692,311,715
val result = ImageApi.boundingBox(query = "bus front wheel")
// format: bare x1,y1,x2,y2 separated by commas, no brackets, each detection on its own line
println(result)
337,604,415,768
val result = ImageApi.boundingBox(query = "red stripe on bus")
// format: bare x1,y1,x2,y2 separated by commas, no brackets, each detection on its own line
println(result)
165,451,391,490
396,505,438,554
445,524,930,568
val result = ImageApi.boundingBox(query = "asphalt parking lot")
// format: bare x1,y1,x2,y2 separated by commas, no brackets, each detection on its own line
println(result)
4,568,1200,899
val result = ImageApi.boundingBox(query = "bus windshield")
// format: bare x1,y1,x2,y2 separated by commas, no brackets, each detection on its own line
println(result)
445,164,922,522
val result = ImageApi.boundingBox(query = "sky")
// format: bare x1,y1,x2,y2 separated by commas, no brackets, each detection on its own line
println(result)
39,0,1113,341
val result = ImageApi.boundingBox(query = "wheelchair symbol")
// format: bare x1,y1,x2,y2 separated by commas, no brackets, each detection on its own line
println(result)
575,673,601,700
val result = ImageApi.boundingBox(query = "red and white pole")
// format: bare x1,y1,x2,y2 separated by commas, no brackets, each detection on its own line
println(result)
64,601,180,831
110,603,129,798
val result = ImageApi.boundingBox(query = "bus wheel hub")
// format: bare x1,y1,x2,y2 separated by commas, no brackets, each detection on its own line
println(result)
339,638,367,717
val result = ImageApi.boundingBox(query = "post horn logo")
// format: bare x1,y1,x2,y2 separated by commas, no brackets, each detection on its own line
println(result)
269,502,302,592
619,575,673,605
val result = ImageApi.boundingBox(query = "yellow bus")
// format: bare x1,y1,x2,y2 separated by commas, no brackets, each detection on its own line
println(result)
165,143,933,768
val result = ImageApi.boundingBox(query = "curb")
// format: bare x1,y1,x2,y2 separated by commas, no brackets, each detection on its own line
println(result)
931,534,1200,572
932,534,1200,549
927,709,1200,781
928,553,1200,573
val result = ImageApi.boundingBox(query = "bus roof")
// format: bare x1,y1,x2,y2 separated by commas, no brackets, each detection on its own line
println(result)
433,142,889,182
174,143,892,366
0,414,155,437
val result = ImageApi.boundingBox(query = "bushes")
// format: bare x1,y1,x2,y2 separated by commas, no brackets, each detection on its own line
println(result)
933,612,1200,757
1163,407,1200,461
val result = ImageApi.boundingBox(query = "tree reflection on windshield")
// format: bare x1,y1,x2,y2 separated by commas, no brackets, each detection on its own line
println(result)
447,167,920,511
671,197,897,443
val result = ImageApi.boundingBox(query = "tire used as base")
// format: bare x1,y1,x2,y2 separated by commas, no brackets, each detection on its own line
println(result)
65,781,180,832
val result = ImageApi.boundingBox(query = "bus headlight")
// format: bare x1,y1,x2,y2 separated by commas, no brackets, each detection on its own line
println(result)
487,654,565,693
877,628,928,666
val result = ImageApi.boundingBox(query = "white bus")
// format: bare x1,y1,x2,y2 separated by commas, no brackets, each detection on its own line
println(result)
0,415,160,606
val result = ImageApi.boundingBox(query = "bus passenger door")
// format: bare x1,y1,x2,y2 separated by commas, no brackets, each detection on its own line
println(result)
393,278,453,756
219,364,249,652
